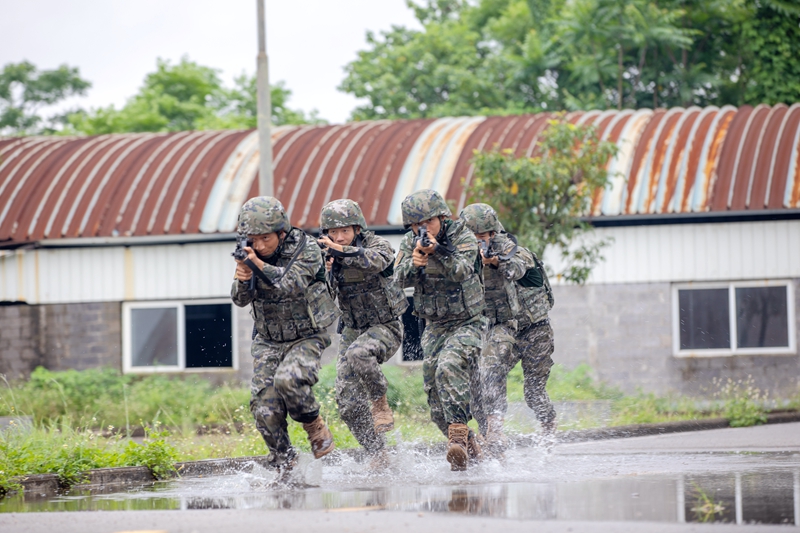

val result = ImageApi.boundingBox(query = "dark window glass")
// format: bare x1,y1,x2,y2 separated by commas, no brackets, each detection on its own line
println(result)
735,286,789,349
131,307,178,366
678,288,730,350
401,297,424,362
185,304,233,368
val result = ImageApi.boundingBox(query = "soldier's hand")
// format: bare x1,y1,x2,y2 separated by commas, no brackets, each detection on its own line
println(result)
326,256,334,271
318,236,343,252
417,234,438,255
481,253,499,266
235,263,252,281
412,247,429,268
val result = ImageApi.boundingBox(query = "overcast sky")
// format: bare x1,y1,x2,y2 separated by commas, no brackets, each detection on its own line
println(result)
0,0,421,124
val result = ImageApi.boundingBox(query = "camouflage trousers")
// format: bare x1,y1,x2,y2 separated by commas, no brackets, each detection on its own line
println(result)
481,321,555,426
335,319,403,453
421,317,484,435
249,332,331,458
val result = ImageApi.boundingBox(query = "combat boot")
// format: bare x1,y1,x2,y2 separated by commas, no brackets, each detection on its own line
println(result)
368,447,391,472
446,423,469,471
370,394,394,433
467,429,483,464
540,418,557,451
302,416,336,459
484,414,509,457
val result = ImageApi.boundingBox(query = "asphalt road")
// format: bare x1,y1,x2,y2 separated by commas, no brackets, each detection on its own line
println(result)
2,422,799,533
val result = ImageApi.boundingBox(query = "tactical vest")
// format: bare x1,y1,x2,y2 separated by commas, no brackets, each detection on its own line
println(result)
413,258,485,323
251,232,338,342
483,264,521,326
336,266,408,329
516,257,554,328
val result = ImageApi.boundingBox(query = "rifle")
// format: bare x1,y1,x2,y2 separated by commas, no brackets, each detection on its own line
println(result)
479,239,494,259
415,225,432,283
232,234,272,289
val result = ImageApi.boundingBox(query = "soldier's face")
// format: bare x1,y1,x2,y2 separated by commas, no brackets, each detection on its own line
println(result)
475,231,493,244
412,216,441,237
328,226,358,245
250,232,282,256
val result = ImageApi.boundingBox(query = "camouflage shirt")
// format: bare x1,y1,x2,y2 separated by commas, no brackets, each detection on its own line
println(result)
395,218,484,324
329,230,407,328
232,227,337,341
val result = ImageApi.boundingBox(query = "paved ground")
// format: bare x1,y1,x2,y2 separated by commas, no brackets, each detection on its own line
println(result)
0,508,790,533
556,421,800,455
2,422,799,533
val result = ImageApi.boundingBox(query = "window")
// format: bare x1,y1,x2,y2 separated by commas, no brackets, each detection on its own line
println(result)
123,300,237,373
672,282,795,357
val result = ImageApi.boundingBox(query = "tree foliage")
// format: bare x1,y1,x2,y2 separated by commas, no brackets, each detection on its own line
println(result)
64,57,323,135
741,0,800,105
467,117,617,283
0,61,91,135
341,0,800,119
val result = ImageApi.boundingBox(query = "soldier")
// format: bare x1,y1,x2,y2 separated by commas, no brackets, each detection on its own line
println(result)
394,189,484,471
317,199,408,466
459,203,556,455
231,196,339,474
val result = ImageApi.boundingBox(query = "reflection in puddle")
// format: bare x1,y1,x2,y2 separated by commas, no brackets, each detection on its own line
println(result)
2,448,799,525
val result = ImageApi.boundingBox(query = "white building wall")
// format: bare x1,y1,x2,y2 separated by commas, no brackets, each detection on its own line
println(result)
552,219,800,285
1,219,799,305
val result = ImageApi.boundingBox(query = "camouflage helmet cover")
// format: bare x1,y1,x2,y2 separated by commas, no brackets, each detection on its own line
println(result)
237,196,291,235
459,203,504,234
319,199,368,231
401,189,452,227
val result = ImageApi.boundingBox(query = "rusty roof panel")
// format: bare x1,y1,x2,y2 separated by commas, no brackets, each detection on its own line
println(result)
1,104,800,245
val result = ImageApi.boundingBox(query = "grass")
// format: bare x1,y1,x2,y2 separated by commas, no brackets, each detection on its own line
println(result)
0,363,790,497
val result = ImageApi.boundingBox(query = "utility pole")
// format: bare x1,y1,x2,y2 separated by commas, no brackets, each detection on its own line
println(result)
256,0,273,197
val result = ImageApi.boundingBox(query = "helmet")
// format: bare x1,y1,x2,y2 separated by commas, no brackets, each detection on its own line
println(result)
459,203,504,234
319,199,368,231
237,196,291,235
401,189,452,228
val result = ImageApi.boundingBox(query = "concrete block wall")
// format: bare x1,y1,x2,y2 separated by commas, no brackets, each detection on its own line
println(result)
0,304,44,379
41,302,122,372
549,279,800,398
0,302,122,379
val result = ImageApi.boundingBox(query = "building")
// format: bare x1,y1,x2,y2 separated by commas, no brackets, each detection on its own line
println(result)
1,104,799,396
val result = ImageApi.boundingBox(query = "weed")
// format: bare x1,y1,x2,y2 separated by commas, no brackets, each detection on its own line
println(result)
690,483,726,522
715,376,768,428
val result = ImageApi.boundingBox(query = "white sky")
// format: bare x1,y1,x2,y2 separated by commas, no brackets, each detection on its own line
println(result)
0,0,421,124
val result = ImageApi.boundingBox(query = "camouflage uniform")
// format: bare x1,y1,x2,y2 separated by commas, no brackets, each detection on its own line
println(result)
394,190,485,437
231,197,338,465
460,203,556,433
321,199,407,454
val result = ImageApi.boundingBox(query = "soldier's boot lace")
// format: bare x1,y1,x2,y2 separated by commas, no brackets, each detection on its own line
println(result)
302,416,336,459
467,429,484,464
371,394,394,433
446,423,469,471
484,415,509,458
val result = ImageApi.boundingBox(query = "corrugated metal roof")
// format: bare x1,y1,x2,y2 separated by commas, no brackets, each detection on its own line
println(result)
2,104,800,244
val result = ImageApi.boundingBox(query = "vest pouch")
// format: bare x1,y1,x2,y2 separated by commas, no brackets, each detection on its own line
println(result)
445,287,466,316
306,281,338,331
461,277,484,316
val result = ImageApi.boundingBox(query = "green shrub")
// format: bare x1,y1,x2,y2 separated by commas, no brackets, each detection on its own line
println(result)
717,377,767,428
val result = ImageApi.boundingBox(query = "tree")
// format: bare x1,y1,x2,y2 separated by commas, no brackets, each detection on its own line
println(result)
741,0,800,105
0,61,91,135
467,117,618,284
67,57,323,135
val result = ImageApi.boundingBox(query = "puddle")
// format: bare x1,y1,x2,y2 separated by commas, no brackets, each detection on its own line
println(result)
2,445,799,525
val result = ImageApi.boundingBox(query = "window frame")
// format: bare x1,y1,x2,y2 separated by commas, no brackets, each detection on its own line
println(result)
671,280,796,358
122,299,238,374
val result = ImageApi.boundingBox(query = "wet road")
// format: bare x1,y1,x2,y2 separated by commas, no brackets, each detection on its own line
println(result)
2,422,799,532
